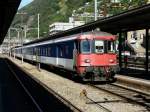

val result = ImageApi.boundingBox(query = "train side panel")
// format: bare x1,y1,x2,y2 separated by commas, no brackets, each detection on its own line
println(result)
14,40,76,71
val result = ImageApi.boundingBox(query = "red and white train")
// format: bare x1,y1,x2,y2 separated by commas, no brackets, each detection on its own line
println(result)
12,31,119,81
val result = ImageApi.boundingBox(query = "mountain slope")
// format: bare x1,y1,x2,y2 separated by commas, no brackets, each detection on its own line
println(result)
12,0,91,38
12,0,147,39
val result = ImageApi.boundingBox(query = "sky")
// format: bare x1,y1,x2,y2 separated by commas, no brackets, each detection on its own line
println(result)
19,0,33,9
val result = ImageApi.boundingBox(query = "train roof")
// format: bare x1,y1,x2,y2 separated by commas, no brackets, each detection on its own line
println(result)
13,31,115,49
85,31,113,36
23,31,114,46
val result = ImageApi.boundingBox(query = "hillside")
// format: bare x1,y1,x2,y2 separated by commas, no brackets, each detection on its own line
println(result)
11,0,147,39
12,0,92,38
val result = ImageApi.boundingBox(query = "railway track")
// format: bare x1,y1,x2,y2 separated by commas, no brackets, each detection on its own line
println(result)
5,60,79,112
7,57,126,112
0,58,42,112
6,56,150,112
85,96,112,112
4,59,44,112
90,83,150,111
6,56,117,112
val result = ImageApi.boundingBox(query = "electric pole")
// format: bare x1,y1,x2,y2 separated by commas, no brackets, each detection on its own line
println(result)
94,0,98,21
38,13,40,39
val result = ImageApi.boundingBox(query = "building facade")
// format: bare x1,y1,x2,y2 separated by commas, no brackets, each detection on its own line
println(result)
49,21,84,35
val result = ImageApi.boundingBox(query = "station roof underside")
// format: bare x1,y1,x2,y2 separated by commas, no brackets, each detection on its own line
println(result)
0,0,21,45
25,4,150,45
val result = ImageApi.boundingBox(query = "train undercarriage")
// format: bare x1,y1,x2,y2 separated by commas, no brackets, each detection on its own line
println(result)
81,66,119,81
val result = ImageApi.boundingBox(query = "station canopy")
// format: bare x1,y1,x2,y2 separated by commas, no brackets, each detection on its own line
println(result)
0,0,21,44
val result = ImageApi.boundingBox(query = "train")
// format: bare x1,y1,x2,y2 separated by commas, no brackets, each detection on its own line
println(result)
11,31,119,81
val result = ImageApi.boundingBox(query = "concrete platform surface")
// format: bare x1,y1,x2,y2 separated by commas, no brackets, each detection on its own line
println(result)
116,74,150,94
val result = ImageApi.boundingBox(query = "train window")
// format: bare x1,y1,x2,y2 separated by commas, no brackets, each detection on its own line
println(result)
48,47,51,56
41,48,42,55
43,47,46,56
58,45,64,57
46,48,48,56
39,48,40,55
31,48,33,55
94,40,104,53
48,48,49,56
45,48,47,56
65,46,69,55
42,48,44,56
80,40,91,53
42,47,44,56
37,48,39,55
60,46,63,57
44,48,46,56
107,41,115,53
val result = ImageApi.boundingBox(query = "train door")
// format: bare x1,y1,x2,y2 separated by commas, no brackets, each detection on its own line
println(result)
56,45,58,65
36,47,40,63
57,44,65,67
73,40,79,70
33,47,36,61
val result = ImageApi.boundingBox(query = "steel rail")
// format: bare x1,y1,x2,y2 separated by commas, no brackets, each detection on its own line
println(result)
8,58,84,112
86,96,112,112
4,59,44,112
89,83,150,111
111,83,150,97
36,79,84,112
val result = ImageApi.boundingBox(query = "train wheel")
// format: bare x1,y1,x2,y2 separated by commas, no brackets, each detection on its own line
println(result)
72,73,82,82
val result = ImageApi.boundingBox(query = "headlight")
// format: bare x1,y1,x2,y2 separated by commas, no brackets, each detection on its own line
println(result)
84,59,91,63
109,59,114,63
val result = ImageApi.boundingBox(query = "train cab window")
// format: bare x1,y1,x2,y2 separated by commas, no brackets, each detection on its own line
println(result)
80,40,91,53
107,41,115,53
94,40,104,53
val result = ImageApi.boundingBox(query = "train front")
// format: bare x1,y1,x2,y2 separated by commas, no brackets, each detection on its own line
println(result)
76,31,119,81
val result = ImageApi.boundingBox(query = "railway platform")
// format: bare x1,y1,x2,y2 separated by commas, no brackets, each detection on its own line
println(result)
116,66,150,94
115,74,150,94
120,67,150,80
6,56,150,112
